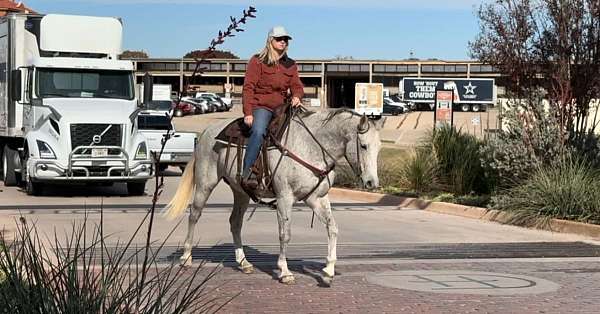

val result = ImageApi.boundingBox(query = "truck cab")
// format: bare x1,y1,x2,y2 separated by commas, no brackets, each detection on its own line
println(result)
0,14,153,195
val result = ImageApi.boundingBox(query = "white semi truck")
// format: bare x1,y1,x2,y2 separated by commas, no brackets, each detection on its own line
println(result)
0,13,153,195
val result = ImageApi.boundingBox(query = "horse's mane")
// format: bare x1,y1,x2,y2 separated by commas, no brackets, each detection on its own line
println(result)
322,108,361,125
295,106,317,118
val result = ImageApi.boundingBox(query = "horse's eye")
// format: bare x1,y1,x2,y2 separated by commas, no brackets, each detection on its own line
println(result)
360,144,368,150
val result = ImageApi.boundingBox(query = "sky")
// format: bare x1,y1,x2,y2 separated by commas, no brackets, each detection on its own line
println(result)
25,0,484,61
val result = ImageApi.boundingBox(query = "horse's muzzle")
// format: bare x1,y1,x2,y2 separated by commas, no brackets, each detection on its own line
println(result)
363,179,378,190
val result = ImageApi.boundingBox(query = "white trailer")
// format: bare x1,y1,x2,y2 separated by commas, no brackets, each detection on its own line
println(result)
0,13,153,195
139,83,172,102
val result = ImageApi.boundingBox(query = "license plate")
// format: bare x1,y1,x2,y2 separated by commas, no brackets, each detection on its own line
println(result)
91,148,108,158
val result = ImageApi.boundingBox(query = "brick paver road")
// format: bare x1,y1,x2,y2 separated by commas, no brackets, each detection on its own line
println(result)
199,258,600,314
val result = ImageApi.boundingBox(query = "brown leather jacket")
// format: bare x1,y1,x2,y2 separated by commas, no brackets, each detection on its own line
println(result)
242,54,304,116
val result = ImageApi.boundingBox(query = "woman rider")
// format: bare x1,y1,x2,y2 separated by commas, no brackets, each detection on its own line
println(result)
241,26,304,189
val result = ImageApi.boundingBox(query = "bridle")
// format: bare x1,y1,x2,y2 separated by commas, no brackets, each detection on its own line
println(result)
345,118,370,182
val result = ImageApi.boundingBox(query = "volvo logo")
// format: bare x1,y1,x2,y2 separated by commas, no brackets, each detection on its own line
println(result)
92,134,102,144
87,125,113,147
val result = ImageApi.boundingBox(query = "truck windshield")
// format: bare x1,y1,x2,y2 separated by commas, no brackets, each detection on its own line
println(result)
36,68,134,100
137,115,172,130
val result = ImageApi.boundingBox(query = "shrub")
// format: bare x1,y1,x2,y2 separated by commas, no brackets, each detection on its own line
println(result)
490,155,600,225
426,124,488,195
431,193,491,208
480,100,565,189
334,147,408,189
0,215,234,313
398,148,437,194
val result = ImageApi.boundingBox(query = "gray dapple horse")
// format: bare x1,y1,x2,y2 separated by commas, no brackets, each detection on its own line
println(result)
164,109,384,285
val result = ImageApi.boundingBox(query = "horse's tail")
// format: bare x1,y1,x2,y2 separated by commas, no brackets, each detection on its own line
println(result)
163,156,196,220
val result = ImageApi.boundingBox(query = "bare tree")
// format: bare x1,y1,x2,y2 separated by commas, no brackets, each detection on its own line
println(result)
471,0,600,139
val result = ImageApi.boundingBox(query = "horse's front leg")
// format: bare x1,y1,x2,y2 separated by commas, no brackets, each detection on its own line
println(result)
276,193,295,284
306,194,338,286
229,188,254,274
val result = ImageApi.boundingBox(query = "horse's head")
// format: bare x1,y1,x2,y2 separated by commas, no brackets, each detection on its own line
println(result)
344,115,385,190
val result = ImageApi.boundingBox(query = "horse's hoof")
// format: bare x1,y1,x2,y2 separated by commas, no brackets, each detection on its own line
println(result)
241,265,254,274
321,275,334,287
179,256,192,267
280,275,296,285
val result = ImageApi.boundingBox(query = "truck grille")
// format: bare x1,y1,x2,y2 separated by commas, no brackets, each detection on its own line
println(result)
70,124,123,151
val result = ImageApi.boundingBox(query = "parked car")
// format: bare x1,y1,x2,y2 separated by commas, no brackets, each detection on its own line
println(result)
196,92,233,110
190,97,219,112
172,100,195,117
197,95,228,111
384,97,410,112
137,112,197,172
383,101,403,115
181,97,212,114
383,97,410,115
390,94,416,110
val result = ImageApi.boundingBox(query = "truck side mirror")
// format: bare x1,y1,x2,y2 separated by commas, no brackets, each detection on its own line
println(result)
10,70,21,102
142,72,153,108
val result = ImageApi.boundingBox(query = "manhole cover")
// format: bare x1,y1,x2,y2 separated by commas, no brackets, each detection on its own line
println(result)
366,270,560,295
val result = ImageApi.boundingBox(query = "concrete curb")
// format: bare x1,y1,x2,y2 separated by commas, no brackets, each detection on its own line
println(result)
329,187,600,240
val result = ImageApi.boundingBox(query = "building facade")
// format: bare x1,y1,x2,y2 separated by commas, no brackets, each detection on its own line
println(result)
131,58,505,108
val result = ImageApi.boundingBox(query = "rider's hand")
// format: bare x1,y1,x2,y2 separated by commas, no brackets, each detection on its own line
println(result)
244,115,253,127
291,96,302,107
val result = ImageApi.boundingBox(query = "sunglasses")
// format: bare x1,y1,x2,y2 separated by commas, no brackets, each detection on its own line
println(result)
273,36,289,43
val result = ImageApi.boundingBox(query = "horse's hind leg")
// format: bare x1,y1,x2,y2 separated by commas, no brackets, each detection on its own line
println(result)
229,188,254,273
180,164,220,266
305,194,338,286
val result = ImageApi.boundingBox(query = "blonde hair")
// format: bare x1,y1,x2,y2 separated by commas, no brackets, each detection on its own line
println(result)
257,36,288,66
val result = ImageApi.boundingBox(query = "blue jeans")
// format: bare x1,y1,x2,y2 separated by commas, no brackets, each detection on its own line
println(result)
243,108,273,177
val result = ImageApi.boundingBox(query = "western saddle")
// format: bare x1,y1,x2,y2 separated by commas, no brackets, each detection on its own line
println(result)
215,103,293,201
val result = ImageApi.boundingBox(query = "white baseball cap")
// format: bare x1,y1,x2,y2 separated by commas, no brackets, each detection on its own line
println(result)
268,26,292,39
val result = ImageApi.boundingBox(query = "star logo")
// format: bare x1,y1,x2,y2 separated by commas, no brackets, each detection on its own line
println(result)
464,82,477,94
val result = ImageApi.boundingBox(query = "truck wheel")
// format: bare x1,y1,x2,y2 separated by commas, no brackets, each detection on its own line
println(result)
174,109,184,117
23,154,44,196
2,145,19,186
25,175,44,196
461,104,471,112
127,181,146,196
471,104,481,112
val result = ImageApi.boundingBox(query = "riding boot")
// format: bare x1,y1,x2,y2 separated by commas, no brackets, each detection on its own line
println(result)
241,169,259,190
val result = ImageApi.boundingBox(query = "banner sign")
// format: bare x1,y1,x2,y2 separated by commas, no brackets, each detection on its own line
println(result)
434,90,453,128
354,83,383,116
402,78,495,104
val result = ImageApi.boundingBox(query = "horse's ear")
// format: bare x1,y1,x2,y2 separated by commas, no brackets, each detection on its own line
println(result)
374,117,386,130
358,114,369,132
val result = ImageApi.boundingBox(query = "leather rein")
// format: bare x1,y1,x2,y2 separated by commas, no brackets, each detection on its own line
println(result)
268,106,366,202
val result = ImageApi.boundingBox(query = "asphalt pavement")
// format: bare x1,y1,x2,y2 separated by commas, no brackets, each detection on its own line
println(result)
2,107,600,313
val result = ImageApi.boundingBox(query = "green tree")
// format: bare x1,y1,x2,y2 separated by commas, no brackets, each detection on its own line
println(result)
183,49,239,59
119,50,149,59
